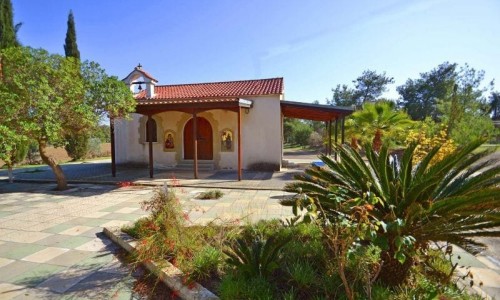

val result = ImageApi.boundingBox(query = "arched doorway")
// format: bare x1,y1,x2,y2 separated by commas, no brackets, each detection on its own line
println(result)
184,117,213,160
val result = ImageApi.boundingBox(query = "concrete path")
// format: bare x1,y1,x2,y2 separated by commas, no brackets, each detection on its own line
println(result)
0,160,303,191
0,182,294,299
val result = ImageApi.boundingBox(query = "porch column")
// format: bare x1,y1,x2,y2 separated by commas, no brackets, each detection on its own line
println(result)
237,107,242,181
327,120,332,156
147,115,154,178
193,111,198,179
334,118,338,160
325,121,331,155
110,117,116,177
341,117,345,145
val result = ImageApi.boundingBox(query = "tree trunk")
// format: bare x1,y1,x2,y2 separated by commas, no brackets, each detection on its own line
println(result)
372,130,382,152
7,164,13,183
38,140,67,190
378,250,413,287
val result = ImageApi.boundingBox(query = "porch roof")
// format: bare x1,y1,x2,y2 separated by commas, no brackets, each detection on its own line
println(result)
135,97,252,115
281,100,354,121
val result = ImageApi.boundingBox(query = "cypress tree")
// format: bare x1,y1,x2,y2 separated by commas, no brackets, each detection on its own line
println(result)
0,0,20,49
64,10,80,59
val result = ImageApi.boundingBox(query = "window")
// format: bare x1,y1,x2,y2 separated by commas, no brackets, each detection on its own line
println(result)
146,118,157,142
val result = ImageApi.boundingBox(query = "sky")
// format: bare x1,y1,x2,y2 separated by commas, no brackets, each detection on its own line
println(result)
12,0,500,103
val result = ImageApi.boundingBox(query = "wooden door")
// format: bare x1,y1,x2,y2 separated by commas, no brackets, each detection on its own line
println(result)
184,117,213,160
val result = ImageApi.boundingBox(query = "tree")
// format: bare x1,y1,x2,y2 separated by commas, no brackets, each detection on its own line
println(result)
0,0,27,182
63,9,89,160
284,141,500,286
330,84,356,106
490,92,500,120
329,70,394,107
64,10,80,59
0,46,135,190
0,0,20,48
347,101,413,151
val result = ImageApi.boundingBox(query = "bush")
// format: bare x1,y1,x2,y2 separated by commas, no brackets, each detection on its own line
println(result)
405,120,456,165
294,123,313,146
87,137,101,158
65,133,89,161
190,246,223,281
197,190,224,200
284,141,500,287
308,131,323,148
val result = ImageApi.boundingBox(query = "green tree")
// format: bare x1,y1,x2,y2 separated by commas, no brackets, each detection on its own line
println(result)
64,10,80,59
0,0,20,48
0,46,135,190
329,70,394,107
63,9,89,160
0,0,27,181
347,101,413,151
490,92,500,120
397,62,456,120
284,141,500,286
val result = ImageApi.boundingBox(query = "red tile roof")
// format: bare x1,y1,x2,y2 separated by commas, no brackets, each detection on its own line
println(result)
135,77,283,100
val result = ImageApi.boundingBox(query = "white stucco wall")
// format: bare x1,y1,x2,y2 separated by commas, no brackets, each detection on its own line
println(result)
114,94,283,170
241,95,282,170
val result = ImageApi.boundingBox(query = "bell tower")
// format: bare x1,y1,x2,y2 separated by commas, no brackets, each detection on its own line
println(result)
122,64,158,98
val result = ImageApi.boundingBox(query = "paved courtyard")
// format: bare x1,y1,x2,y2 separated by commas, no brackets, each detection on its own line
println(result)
0,181,294,299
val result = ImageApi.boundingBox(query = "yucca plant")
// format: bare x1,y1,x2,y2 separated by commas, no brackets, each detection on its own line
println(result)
224,235,291,279
284,140,499,286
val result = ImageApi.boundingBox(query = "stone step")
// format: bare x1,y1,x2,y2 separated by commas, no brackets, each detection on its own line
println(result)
176,160,215,171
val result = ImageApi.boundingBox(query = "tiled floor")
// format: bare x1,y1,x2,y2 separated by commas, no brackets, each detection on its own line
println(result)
0,182,294,299
0,183,151,299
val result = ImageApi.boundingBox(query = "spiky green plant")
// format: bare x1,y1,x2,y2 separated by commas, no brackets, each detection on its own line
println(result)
284,140,499,286
224,235,291,279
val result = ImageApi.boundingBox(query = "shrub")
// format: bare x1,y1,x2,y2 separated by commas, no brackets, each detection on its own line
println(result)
284,141,500,286
65,133,89,161
224,234,291,279
405,121,456,165
197,189,224,200
308,131,323,148
190,246,223,281
87,137,102,158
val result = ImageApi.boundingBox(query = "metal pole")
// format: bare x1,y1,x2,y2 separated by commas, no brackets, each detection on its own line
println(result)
237,107,242,181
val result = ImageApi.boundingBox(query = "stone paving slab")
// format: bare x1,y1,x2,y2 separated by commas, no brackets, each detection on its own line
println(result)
1,180,498,299
0,181,296,299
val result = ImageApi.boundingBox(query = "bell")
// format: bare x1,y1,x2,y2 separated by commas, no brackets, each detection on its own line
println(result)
138,84,142,91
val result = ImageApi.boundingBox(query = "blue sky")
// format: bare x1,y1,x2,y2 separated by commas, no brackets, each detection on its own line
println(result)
13,0,500,103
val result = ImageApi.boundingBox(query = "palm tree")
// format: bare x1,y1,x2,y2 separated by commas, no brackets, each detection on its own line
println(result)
284,141,500,286
348,101,413,151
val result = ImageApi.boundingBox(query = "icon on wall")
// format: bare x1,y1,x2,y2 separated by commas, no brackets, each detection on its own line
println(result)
221,129,233,152
164,131,175,150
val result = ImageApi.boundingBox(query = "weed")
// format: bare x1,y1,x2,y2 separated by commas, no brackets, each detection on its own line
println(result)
197,189,224,200
190,246,223,281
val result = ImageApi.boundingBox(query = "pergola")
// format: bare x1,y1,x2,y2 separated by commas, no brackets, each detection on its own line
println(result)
281,100,354,156
110,99,354,181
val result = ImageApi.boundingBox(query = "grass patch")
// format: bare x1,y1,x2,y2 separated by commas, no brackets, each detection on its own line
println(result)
196,189,224,200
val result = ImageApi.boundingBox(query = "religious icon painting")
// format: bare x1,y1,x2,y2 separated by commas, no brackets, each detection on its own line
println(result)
220,129,233,152
164,130,175,151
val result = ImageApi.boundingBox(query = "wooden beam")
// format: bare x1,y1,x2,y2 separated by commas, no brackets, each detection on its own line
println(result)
324,121,328,154
110,117,116,177
341,117,345,145
334,118,338,161
193,111,198,179
147,115,154,178
328,120,332,156
237,107,242,181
